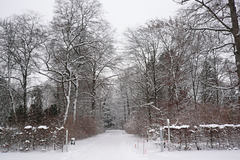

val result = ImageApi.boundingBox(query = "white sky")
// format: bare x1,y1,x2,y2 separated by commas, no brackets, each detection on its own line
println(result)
98,0,181,33
0,0,181,82
0,0,55,22
0,0,181,36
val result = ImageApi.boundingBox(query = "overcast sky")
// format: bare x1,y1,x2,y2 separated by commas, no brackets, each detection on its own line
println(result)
0,0,181,34
99,0,181,32
0,0,181,82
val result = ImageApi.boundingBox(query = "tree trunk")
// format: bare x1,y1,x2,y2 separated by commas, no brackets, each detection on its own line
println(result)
91,61,97,117
228,0,240,104
123,104,126,122
7,55,17,124
146,76,152,126
73,77,79,123
63,76,72,125
91,77,96,116
23,70,28,122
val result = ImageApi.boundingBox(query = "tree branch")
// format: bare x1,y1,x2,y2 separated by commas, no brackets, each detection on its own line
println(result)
195,0,232,31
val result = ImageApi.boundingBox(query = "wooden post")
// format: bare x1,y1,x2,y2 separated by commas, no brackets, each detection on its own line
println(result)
167,119,170,151
66,129,68,152
160,126,164,152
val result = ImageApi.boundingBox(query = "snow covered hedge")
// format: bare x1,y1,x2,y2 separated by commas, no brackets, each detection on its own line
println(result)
0,125,65,152
0,115,104,152
126,124,240,151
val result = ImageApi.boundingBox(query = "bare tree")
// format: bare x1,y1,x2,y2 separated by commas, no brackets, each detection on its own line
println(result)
84,20,116,117
0,12,47,125
0,19,17,122
178,0,240,104
43,0,116,125
124,21,164,126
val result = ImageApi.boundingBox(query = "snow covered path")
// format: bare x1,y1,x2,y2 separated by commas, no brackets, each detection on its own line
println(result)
1,130,240,160
60,130,146,160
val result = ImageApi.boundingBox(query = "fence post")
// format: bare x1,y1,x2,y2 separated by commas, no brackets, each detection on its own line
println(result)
167,119,171,151
66,129,68,152
160,126,164,152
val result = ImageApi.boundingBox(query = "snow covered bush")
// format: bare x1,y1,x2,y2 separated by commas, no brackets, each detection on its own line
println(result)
124,107,150,137
0,125,67,152
65,115,104,140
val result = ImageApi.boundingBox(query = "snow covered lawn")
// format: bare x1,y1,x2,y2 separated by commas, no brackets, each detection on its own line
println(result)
1,130,240,160
146,150,240,160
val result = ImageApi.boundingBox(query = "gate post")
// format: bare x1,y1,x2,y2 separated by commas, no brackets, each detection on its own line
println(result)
167,119,171,151
66,129,68,152
160,126,164,152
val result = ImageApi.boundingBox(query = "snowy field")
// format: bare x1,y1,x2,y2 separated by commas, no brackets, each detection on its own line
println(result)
1,130,240,160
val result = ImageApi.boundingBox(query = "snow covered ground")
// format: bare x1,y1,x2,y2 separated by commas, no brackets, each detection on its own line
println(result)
1,130,240,160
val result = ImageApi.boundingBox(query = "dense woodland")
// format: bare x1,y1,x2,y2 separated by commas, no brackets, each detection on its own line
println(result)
0,0,240,151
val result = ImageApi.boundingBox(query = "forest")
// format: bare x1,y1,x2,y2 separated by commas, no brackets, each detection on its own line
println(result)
0,0,240,151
